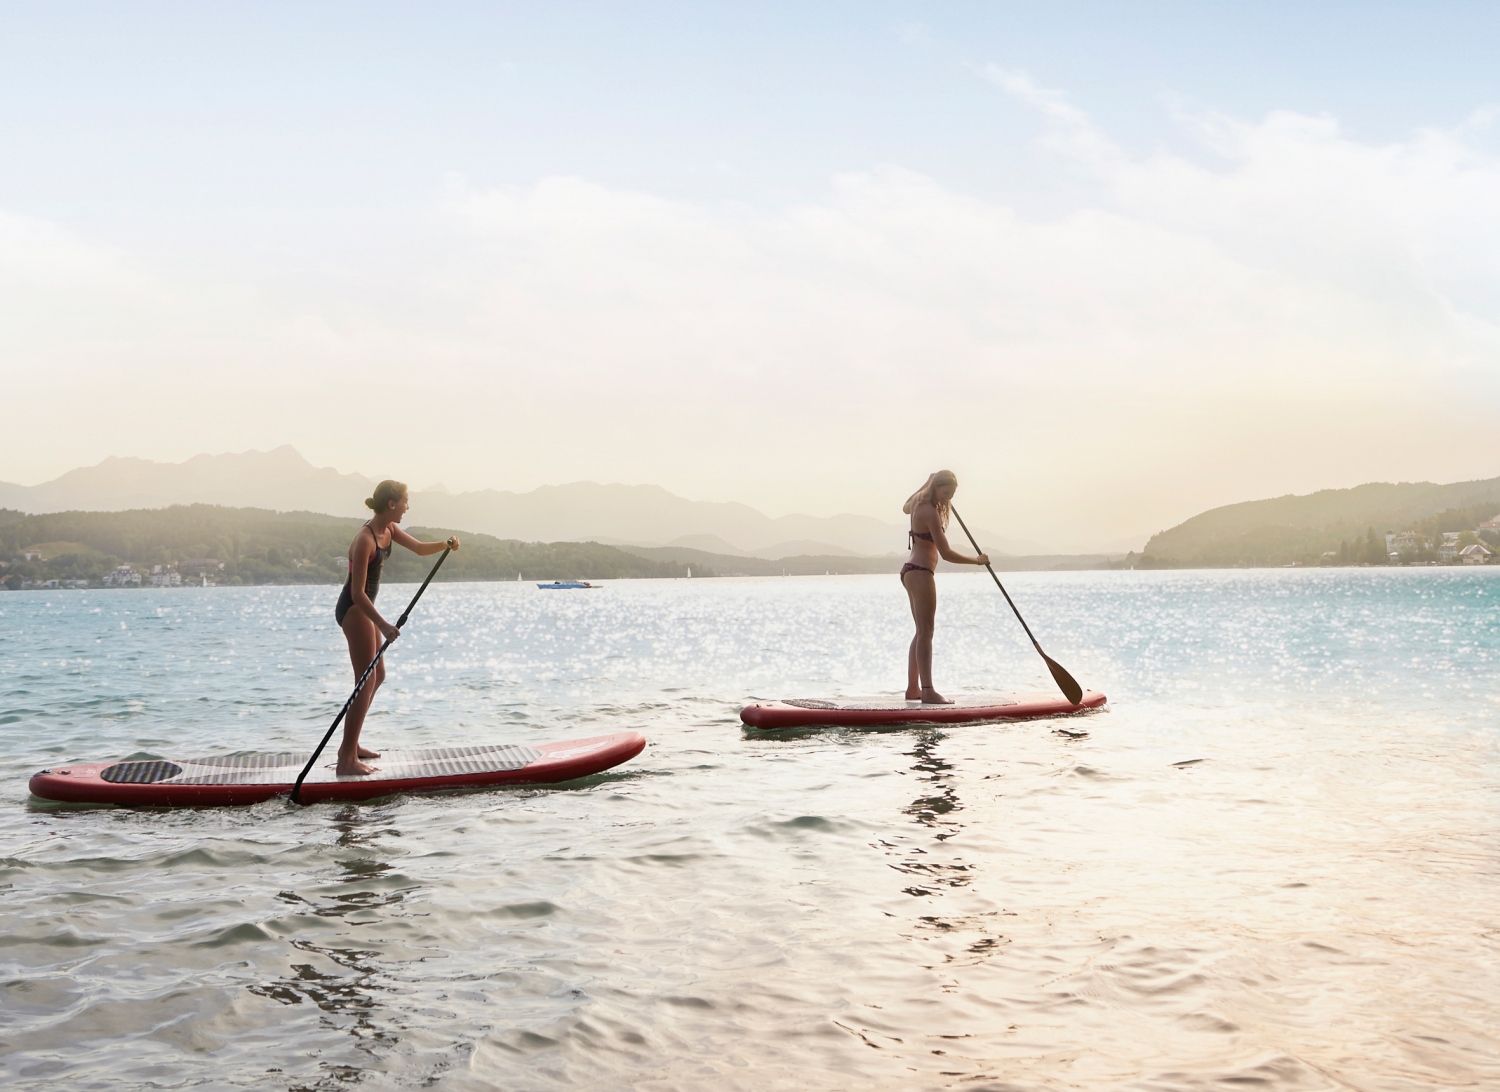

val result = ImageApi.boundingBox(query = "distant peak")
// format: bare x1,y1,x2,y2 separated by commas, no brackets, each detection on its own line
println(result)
260,445,314,464
95,454,154,466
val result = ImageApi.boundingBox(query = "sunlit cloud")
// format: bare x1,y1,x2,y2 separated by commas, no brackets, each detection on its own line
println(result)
4,74,1500,551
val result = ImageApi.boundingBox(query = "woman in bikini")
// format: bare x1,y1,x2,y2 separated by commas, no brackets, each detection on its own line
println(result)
901,470,988,704
335,479,459,776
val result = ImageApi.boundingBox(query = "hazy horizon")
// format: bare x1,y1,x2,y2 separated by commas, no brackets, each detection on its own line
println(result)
5,3,1500,553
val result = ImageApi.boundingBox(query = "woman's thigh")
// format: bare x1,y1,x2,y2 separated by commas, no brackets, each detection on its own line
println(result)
341,613,380,674
903,571,937,631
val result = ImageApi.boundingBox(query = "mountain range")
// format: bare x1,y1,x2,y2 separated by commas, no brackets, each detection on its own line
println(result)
10,449,1498,569
0,447,1035,559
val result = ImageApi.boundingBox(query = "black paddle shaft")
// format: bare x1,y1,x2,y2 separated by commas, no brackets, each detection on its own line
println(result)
290,546,452,804
949,507,1085,706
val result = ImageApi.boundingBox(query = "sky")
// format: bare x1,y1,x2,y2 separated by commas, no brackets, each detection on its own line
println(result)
3,1,1500,552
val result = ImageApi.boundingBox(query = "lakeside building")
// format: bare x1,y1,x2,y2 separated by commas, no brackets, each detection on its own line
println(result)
150,571,183,587
1385,530,1425,553
101,565,142,587
1378,522,1497,566
1385,530,1426,561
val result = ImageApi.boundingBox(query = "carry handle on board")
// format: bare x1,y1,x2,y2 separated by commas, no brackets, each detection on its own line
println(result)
950,507,1085,706
291,546,452,804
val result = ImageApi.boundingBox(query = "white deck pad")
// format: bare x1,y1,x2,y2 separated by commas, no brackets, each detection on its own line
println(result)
99,743,544,786
781,695,1021,711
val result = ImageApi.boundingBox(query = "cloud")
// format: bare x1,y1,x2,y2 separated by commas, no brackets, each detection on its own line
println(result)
4,80,1500,551
0,211,172,361
981,66,1123,168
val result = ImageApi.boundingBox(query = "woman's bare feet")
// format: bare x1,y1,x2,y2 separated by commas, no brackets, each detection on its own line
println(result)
920,687,954,705
357,747,381,759
336,755,380,776
905,687,922,701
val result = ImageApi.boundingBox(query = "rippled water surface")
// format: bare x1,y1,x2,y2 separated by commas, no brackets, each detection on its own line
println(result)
3,569,1499,1090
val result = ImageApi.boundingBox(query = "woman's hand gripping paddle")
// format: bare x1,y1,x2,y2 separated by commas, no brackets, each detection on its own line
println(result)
291,546,452,804
950,507,1085,706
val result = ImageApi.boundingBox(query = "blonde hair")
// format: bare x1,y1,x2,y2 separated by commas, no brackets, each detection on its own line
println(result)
903,470,957,529
365,479,408,513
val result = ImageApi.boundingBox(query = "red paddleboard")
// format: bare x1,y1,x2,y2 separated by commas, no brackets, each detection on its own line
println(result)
741,690,1106,729
28,731,646,807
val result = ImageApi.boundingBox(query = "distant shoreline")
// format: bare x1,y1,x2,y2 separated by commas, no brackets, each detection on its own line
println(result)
11,561,1500,594
0,503,1125,590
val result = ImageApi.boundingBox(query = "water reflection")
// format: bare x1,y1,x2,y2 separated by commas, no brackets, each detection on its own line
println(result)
902,729,964,836
248,806,410,1087
889,730,971,898
900,731,1014,976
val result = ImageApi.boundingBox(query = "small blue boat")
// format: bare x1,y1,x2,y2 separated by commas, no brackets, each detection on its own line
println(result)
537,580,601,590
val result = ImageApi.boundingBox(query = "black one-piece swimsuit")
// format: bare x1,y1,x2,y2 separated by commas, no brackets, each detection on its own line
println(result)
335,523,392,625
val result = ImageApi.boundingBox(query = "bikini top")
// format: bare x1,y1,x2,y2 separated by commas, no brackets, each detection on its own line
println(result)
908,529,934,548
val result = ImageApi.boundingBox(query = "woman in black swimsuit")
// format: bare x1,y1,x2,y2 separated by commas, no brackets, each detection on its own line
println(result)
335,480,458,776
901,470,988,704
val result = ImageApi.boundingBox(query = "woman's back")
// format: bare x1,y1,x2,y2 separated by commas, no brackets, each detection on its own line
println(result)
907,502,939,565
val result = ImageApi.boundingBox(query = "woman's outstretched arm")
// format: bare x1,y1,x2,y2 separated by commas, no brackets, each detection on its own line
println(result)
391,527,460,557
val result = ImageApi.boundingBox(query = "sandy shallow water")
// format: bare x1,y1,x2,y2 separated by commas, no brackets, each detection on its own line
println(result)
2,569,1498,1089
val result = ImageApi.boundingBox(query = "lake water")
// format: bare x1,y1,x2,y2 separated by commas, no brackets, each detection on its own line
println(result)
2,569,1498,1090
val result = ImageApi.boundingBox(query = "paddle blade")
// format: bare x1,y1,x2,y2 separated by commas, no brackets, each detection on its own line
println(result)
1044,654,1085,706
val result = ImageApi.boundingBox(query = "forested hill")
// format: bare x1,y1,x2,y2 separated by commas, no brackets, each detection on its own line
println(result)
1142,477,1500,566
0,505,696,586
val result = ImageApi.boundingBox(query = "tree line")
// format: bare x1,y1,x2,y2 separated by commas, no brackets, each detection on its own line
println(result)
1118,501,1500,569
0,505,701,588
